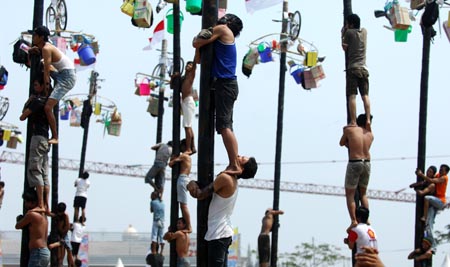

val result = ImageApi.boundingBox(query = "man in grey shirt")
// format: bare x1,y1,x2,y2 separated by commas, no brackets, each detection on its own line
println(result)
145,141,173,197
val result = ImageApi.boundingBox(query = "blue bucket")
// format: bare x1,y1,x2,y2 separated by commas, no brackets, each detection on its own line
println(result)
257,42,273,63
78,44,96,65
290,64,303,84
60,109,69,120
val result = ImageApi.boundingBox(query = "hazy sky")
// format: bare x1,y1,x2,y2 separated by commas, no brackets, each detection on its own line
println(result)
1,0,450,266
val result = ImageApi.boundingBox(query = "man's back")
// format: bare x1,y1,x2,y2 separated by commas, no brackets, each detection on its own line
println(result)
344,28,367,69
343,126,373,160
175,231,190,258
28,211,48,249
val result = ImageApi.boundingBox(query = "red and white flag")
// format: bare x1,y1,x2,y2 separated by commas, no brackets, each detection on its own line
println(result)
245,0,283,14
143,20,165,51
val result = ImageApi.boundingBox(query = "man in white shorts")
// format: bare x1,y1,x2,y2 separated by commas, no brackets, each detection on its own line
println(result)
180,61,196,155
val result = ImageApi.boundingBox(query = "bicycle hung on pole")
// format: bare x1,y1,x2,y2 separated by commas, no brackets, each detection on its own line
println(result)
46,0,68,32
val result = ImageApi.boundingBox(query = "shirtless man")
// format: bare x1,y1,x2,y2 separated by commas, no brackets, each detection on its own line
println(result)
258,209,284,267
180,61,197,155
169,139,192,232
15,190,50,267
339,114,374,230
163,217,191,267
29,25,76,144
53,202,74,267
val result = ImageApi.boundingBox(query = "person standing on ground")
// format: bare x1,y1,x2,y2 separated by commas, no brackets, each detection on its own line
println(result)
258,208,284,267
187,155,257,267
29,25,76,144
169,140,193,232
163,217,191,267
15,190,50,267
340,114,374,231
73,171,90,222
150,191,165,255
71,216,86,259
192,14,244,175
344,206,378,259
341,14,371,129
20,78,51,214
145,141,173,197
53,202,74,267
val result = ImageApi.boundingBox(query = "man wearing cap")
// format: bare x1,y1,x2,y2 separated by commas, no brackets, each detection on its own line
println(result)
340,114,374,231
29,25,76,145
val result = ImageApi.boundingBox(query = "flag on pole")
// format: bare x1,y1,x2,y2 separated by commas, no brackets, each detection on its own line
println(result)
143,20,165,51
245,0,283,14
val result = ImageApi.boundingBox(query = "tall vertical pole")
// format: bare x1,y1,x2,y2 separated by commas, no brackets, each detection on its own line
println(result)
270,1,288,267
156,40,168,144
170,1,182,265
79,71,97,177
22,1,44,267
414,26,431,267
196,1,217,266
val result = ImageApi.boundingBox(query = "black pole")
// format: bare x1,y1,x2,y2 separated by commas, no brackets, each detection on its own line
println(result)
270,1,288,267
170,1,182,265
79,71,96,178
21,1,44,267
196,1,217,266
156,40,166,145
414,26,431,267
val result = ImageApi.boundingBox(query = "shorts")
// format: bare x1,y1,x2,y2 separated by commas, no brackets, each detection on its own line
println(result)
345,161,371,189
49,69,76,101
346,68,369,96
181,96,196,128
27,135,50,188
258,234,270,264
145,161,166,189
28,247,50,267
73,196,87,209
151,219,164,243
177,174,190,204
214,78,238,133
61,234,72,250
71,242,80,257
177,257,191,267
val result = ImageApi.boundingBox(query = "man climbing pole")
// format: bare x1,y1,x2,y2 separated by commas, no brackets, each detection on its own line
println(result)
145,141,173,197
341,14,371,129
258,208,284,267
340,114,374,231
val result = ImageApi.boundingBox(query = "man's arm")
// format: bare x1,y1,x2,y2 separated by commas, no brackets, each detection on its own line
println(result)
267,209,284,216
414,249,433,261
151,143,162,150
355,246,384,267
169,154,186,167
41,46,52,92
187,181,214,200
20,108,32,121
15,213,32,229
407,249,420,259
164,230,182,241
192,25,225,49
62,214,70,234
339,129,348,147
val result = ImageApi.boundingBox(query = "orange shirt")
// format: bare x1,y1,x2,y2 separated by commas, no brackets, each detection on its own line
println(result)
435,174,448,203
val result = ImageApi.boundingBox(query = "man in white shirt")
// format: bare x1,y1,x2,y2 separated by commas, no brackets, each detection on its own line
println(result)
73,171,90,222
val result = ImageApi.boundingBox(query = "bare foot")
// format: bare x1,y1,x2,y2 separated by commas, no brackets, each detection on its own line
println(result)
420,217,426,222
366,121,371,131
224,165,243,176
191,146,197,155
48,138,59,145
184,149,193,155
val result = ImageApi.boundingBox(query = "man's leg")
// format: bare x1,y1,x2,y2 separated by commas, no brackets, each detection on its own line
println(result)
361,94,371,129
345,188,357,228
208,237,232,267
45,98,59,144
184,127,194,154
422,197,429,222
180,203,191,232
151,241,157,254
221,128,241,175
74,206,79,223
359,186,369,210
417,183,435,196
347,95,357,125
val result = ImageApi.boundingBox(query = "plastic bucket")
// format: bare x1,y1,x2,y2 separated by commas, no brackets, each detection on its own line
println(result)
60,109,70,120
290,64,304,84
394,26,411,42
139,78,151,96
166,9,184,34
186,0,202,13
78,44,96,65
257,42,272,63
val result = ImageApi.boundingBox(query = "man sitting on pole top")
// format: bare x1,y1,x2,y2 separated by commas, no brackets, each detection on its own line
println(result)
340,114,374,232
192,14,244,176
29,25,77,145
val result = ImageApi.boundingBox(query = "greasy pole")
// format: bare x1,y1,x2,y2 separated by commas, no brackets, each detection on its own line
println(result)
414,26,431,267
156,40,168,144
21,1,44,267
270,1,288,267
170,1,182,265
196,0,217,266
342,0,352,124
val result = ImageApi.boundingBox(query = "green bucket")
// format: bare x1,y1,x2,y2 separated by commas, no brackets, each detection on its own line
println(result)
394,25,412,42
166,8,184,34
186,0,202,13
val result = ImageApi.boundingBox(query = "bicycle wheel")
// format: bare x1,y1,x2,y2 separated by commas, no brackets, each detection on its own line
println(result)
57,0,68,30
45,6,57,32
289,11,301,40
0,98,10,121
